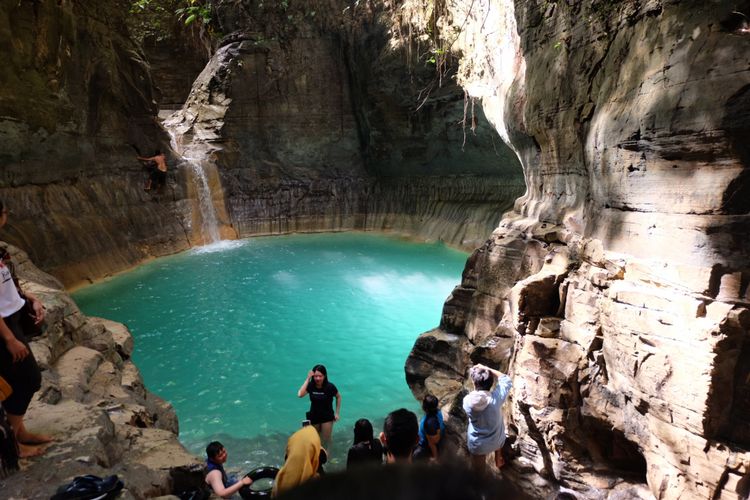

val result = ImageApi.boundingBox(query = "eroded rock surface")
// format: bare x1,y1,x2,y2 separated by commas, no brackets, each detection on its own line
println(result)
0,244,202,499
163,0,525,250
0,0,192,288
407,1,750,499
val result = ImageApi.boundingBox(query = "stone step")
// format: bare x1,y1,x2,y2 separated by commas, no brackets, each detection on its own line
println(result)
55,345,105,401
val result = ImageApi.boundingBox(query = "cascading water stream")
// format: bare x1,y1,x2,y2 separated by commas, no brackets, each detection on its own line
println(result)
167,130,221,244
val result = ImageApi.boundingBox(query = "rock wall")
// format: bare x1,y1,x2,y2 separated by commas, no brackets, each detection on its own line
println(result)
0,0,196,288
4,1,747,498
164,0,525,251
406,1,750,499
0,0,524,286
0,243,202,498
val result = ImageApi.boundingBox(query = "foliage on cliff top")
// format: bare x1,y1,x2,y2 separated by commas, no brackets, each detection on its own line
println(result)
128,0,214,44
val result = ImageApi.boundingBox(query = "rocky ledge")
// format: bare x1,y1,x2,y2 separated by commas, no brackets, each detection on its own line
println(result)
0,243,203,499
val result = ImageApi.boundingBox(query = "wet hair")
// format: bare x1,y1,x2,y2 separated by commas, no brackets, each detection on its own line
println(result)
422,394,439,416
470,366,495,391
205,441,224,459
383,408,418,458
311,364,328,384
0,199,4,212
353,418,374,445
154,149,162,155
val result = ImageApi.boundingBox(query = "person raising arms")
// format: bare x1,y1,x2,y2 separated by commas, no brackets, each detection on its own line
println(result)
462,363,512,473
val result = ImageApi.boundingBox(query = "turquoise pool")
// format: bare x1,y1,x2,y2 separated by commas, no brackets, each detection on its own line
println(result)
73,232,468,471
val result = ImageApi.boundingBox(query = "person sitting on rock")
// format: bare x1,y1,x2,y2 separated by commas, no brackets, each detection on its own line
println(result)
462,363,512,473
205,441,252,498
0,199,52,458
379,408,419,464
136,150,168,193
413,394,445,462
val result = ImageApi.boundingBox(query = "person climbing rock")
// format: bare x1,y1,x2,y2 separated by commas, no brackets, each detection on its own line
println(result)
462,363,512,473
0,199,52,458
137,150,168,193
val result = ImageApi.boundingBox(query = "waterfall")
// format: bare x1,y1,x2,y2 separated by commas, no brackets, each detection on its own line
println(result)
167,130,221,244
186,157,221,244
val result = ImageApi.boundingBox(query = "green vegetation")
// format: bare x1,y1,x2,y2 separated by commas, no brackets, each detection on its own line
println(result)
127,0,213,44
175,0,212,26
128,0,178,43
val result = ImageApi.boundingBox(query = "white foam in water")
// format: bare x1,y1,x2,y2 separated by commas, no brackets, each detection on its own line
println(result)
191,239,248,254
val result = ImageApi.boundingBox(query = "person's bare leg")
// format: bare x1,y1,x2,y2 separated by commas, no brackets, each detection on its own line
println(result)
494,449,505,469
18,442,47,458
471,453,487,474
319,421,333,448
7,413,53,445
7,414,50,457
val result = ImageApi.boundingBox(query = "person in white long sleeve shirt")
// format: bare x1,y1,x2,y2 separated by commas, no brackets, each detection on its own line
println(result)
462,363,512,472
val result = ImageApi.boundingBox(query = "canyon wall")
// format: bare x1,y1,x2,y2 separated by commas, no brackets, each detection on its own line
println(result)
2,1,748,498
406,1,750,498
0,0,193,288
0,0,524,287
164,0,525,250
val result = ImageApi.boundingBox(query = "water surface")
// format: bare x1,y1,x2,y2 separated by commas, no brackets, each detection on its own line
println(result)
73,233,467,471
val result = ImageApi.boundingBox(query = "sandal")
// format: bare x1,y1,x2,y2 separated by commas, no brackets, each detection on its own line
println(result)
51,474,124,500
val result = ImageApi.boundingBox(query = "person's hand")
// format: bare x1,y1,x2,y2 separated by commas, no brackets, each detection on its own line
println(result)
7,337,29,362
334,413,340,422
307,370,314,379
241,476,252,486
32,299,45,324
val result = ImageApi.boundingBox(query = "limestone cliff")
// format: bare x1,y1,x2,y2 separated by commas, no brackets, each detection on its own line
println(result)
2,1,748,498
0,0,192,288
163,0,525,250
406,1,750,499
0,0,524,287
0,243,202,498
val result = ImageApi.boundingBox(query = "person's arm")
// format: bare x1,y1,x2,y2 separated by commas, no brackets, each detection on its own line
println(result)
426,431,440,460
206,470,251,499
22,291,45,325
0,317,28,362
424,416,441,460
334,391,341,421
475,363,505,379
297,370,313,397
137,155,156,161
476,363,512,401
